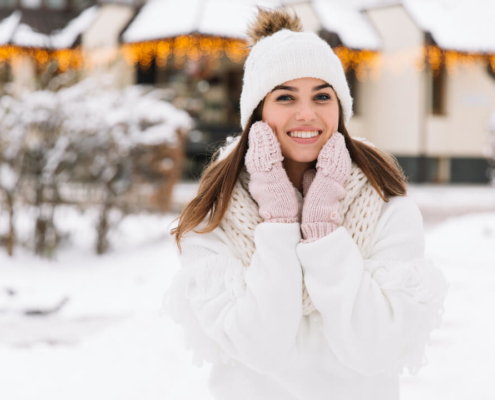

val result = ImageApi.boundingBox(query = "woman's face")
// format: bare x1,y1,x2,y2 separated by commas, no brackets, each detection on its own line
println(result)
261,77,340,163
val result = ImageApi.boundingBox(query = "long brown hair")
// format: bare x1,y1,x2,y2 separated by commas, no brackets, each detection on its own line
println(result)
171,97,407,252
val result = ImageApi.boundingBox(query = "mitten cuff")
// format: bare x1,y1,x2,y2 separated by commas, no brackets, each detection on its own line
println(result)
266,217,299,224
301,222,338,243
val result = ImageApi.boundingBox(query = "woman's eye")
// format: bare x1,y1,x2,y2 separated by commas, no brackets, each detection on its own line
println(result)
316,93,330,101
275,94,331,102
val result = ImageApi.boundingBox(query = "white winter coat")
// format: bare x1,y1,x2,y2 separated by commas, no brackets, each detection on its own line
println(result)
165,194,449,400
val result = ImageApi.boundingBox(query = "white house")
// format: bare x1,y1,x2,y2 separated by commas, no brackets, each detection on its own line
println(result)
358,1,495,183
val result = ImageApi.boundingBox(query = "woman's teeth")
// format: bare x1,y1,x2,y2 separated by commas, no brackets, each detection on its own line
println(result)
287,130,321,138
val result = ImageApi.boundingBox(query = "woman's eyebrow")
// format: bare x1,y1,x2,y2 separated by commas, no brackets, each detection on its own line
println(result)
271,83,332,92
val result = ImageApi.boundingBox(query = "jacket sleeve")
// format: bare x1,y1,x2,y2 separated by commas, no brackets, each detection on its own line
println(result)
296,196,449,377
165,222,303,375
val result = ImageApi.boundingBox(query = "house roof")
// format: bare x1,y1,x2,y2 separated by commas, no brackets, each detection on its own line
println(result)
403,0,495,54
121,0,381,50
312,0,381,50
121,0,274,43
0,6,98,49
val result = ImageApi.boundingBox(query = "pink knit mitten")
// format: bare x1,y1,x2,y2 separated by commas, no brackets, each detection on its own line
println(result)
302,168,316,197
301,132,352,242
245,121,299,223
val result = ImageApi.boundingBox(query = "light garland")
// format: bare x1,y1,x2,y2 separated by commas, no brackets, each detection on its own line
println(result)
425,45,495,76
333,46,380,81
121,34,250,70
1,41,494,79
0,46,83,72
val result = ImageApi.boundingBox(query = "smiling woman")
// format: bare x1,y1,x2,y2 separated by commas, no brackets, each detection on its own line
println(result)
166,6,449,400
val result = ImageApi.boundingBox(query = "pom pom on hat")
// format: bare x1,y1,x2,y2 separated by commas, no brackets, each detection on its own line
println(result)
246,6,303,45
240,7,353,130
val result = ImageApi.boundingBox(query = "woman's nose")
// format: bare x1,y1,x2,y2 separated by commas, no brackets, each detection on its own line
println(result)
295,104,316,121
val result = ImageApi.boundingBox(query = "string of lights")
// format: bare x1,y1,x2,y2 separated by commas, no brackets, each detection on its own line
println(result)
0,39,494,80
425,45,495,76
0,46,83,71
121,35,250,70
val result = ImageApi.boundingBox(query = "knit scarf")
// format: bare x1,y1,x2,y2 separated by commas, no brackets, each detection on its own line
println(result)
217,137,385,315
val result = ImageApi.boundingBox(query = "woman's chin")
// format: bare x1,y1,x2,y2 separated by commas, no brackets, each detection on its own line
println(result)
284,152,319,164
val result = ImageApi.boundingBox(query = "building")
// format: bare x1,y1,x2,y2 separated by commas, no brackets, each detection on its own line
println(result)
358,1,495,183
0,0,141,92
1,0,494,183
119,0,262,178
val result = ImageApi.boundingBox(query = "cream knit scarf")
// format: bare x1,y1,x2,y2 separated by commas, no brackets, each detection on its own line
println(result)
217,137,385,315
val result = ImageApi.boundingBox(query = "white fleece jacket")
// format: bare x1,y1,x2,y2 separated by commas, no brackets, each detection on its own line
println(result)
165,195,449,400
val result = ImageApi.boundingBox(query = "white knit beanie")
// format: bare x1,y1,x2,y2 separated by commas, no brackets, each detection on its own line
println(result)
240,24,353,131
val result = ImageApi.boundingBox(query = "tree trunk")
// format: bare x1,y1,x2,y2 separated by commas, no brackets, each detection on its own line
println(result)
96,200,112,255
6,192,14,257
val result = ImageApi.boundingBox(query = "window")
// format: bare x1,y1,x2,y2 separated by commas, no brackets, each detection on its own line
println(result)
46,0,66,8
226,69,242,125
487,62,495,81
0,0,17,7
432,65,447,115
20,0,42,8
98,0,143,5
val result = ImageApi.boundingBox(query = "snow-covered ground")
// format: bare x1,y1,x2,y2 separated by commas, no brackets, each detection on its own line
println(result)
0,185,494,400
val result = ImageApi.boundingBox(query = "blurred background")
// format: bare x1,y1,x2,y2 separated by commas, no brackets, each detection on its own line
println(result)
0,0,493,399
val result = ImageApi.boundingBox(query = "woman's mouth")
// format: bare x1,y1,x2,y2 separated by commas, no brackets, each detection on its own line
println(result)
286,130,322,144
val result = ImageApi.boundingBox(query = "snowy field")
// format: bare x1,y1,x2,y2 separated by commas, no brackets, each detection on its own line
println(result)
0,184,494,400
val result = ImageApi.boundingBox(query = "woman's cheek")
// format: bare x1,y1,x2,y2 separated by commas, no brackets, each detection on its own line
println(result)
271,124,286,143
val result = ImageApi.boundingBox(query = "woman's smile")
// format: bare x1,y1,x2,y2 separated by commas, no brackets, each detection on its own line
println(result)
286,127,323,144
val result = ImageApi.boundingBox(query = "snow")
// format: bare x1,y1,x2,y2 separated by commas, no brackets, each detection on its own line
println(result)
0,163,18,191
199,0,270,39
407,184,495,226
0,11,20,46
403,0,495,53
122,0,380,49
121,0,200,43
12,23,51,49
50,6,99,49
0,207,213,399
313,0,381,50
122,0,276,43
4,75,193,151
4,6,98,49
0,185,494,399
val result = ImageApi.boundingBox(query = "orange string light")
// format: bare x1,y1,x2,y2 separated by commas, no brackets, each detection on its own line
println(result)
1,41,493,78
121,35,251,68
0,45,83,72
425,45,494,75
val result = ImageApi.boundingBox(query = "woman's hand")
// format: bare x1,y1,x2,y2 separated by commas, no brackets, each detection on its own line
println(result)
301,132,352,242
245,121,299,223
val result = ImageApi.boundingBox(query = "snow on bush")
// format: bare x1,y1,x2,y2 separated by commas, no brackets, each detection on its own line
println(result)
0,75,193,256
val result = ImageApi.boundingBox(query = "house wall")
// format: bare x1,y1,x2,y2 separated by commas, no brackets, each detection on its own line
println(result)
350,5,425,157
11,55,36,95
425,63,495,157
81,4,135,88
347,4,495,183
283,2,321,33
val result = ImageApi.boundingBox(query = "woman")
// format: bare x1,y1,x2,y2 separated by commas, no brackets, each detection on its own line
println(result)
166,7,449,400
